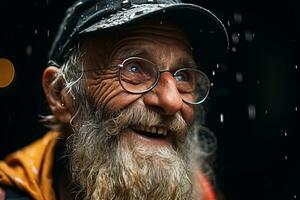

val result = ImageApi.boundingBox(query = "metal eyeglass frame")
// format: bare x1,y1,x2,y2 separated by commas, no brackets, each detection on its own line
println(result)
116,57,210,105
81,56,210,105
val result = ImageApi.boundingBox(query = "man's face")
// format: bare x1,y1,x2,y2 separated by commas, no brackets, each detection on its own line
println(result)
64,21,204,200
80,22,196,148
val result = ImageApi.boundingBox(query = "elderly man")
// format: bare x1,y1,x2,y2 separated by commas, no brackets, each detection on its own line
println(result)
0,0,228,199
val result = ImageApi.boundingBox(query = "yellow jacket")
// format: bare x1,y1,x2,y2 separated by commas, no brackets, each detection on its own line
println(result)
0,131,216,200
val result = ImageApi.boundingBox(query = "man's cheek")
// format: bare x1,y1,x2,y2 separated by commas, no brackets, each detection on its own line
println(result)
181,104,195,124
86,78,142,112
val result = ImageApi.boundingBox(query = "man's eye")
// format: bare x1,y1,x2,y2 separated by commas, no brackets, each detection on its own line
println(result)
175,72,189,82
127,64,141,73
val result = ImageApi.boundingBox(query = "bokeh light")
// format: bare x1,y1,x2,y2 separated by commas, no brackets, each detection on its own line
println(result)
0,58,15,88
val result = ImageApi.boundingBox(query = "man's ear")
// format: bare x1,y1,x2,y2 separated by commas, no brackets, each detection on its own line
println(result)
42,66,72,124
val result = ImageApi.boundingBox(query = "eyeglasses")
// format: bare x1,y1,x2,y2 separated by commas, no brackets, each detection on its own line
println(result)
84,57,210,105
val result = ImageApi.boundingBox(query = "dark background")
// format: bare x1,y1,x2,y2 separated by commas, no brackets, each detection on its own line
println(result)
0,0,299,200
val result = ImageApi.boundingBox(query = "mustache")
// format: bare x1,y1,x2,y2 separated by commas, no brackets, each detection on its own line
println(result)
99,105,189,139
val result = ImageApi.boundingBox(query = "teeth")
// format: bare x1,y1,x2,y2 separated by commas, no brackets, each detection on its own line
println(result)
133,125,168,136
159,128,168,136
151,127,156,133
157,128,164,134
146,126,152,133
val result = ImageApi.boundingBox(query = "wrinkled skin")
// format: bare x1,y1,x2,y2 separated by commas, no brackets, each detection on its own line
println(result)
42,21,201,199
81,23,196,147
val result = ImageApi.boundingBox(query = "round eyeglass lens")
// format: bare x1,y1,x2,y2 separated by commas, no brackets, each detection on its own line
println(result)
174,68,210,104
119,57,158,93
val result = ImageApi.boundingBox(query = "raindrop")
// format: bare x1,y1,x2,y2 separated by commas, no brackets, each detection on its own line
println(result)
26,45,32,56
200,29,203,33
227,20,230,26
216,64,219,68
233,12,243,24
210,30,214,34
212,71,215,76
245,30,254,42
47,29,50,37
248,104,256,119
210,82,214,87
34,29,37,35
162,9,166,13
220,113,224,123
265,109,268,115
284,131,287,136
295,65,298,69
257,80,260,85
160,21,163,25
232,32,240,44
236,72,243,83
294,195,296,199
296,106,298,111
284,155,288,160
231,47,237,52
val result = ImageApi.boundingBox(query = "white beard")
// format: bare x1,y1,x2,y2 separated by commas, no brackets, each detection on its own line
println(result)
67,105,207,200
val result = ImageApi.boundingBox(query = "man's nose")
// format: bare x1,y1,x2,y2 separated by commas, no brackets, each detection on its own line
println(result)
143,72,183,115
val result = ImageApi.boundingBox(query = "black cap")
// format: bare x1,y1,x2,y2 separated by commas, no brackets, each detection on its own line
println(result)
48,0,229,66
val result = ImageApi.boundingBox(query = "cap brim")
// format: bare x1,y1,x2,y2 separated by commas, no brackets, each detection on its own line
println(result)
79,3,229,65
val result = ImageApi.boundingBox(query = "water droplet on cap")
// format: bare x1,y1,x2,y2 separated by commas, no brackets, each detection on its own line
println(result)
212,71,215,76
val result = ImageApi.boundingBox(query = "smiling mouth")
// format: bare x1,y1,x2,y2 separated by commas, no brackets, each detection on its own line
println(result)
130,125,169,139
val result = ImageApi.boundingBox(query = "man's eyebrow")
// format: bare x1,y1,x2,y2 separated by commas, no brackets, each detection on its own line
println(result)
176,57,197,68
